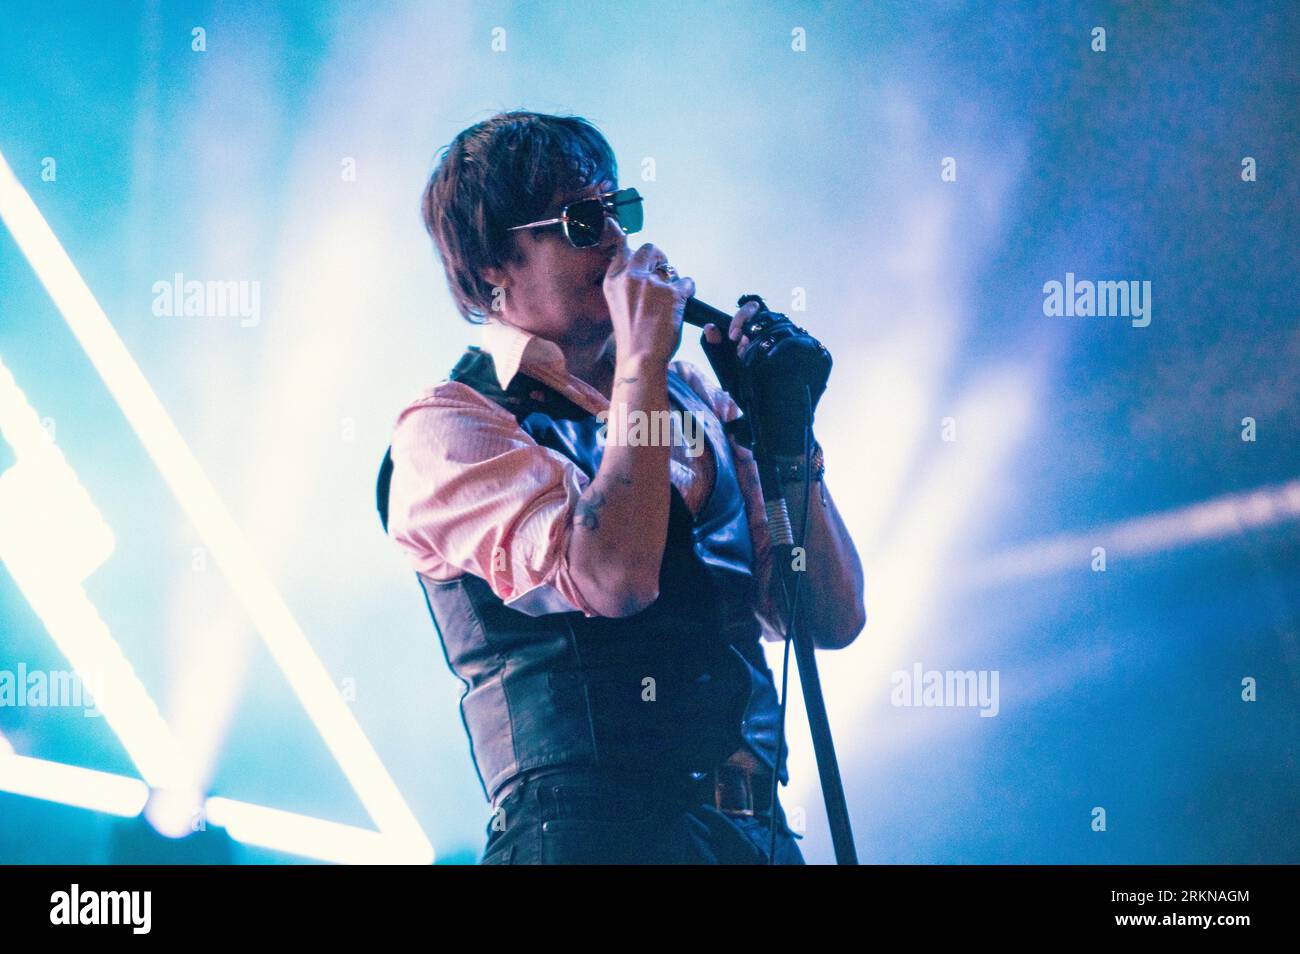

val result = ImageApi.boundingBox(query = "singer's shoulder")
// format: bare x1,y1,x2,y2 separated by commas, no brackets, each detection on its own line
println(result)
390,379,517,435
669,358,741,424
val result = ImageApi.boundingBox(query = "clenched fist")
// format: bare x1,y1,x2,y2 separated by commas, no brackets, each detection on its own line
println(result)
602,242,696,368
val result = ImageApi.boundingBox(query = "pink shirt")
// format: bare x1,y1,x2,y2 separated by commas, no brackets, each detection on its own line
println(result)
386,319,777,631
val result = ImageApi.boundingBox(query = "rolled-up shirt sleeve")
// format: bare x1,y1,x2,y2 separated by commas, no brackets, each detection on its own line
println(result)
386,382,601,618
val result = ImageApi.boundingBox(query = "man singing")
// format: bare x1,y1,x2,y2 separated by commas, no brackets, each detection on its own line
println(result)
379,111,866,864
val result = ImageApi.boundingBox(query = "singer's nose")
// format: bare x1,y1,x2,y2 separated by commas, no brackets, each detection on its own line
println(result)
598,208,627,251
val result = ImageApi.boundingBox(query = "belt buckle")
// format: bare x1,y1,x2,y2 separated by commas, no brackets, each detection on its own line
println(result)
712,762,755,818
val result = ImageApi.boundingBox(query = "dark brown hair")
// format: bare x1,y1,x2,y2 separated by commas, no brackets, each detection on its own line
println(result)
421,111,618,323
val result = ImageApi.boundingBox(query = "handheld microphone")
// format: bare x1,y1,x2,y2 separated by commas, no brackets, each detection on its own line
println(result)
682,296,733,329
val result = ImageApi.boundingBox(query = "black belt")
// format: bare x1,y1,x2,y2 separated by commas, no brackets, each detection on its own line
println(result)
691,758,774,817
494,752,775,819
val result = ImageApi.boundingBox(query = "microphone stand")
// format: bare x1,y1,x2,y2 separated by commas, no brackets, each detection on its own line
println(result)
691,296,858,865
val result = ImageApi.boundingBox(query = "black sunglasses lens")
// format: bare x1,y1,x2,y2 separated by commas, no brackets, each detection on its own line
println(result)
565,199,604,247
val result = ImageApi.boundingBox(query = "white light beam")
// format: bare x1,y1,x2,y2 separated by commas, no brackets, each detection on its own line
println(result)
0,146,430,857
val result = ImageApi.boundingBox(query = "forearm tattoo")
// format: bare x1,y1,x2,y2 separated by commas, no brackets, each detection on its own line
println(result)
574,471,634,531
575,488,608,531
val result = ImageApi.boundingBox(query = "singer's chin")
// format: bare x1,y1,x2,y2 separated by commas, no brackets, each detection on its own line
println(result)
578,298,614,333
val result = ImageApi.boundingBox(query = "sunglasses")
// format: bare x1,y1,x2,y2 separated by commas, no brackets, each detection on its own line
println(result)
507,187,644,248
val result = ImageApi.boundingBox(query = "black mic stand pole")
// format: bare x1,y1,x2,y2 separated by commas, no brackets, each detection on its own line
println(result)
753,393,858,867
690,295,858,865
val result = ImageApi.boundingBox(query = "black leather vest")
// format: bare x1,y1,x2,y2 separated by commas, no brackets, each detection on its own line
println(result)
377,347,787,803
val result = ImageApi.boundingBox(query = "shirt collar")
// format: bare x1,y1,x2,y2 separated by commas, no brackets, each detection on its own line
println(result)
479,318,612,415
480,318,559,390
